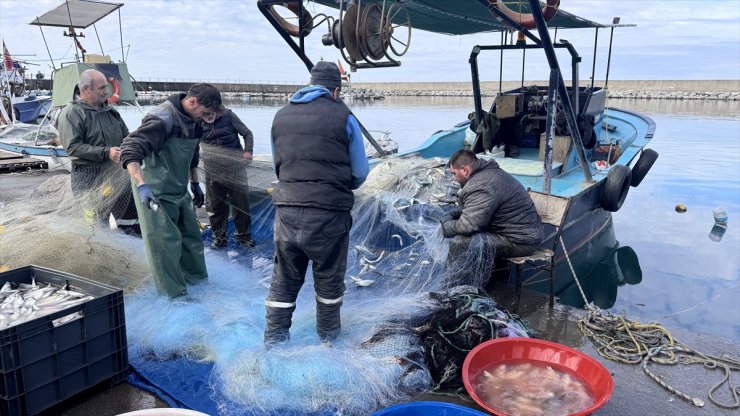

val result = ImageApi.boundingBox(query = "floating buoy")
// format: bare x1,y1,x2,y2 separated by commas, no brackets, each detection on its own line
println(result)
84,209,96,223
675,203,687,213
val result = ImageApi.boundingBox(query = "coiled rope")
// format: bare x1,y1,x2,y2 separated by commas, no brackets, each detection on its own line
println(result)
559,236,740,409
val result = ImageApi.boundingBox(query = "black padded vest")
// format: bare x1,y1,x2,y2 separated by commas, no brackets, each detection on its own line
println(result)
271,95,354,211
201,111,241,149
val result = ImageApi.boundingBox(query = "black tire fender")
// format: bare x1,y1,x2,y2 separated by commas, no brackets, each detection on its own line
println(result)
630,148,659,187
603,164,631,212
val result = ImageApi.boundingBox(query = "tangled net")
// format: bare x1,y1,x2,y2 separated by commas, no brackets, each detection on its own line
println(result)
0,165,150,290
1,149,533,415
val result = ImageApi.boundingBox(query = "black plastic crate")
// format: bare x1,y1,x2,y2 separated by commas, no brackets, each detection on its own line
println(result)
0,265,128,415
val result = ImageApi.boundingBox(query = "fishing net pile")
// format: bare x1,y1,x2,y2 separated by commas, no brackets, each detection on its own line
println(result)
0,165,150,291
1,151,532,415
0,122,60,146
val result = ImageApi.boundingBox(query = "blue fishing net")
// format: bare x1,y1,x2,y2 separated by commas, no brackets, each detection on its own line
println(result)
0,149,533,415
124,156,532,415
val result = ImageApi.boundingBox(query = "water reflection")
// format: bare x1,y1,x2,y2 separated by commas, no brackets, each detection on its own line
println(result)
709,224,728,242
609,98,740,119
557,224,643,310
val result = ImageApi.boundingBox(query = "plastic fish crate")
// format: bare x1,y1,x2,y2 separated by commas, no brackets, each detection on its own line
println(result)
0,265,128,416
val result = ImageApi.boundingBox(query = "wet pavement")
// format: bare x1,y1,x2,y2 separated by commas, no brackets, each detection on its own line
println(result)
2,169,738,416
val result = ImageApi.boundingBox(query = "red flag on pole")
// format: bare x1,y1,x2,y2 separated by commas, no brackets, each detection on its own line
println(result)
2,40,13,71
337,59,349,82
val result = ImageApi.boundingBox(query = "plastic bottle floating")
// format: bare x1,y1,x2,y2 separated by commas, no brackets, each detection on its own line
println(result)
713,207,728,225
473,360,595,416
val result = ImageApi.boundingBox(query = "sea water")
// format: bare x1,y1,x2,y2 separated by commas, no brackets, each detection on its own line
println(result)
117,96,740,342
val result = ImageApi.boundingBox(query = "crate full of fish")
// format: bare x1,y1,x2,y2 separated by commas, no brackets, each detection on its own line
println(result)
0,265,128,416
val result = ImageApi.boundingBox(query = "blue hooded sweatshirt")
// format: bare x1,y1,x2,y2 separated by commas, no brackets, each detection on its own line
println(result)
271,85,369,189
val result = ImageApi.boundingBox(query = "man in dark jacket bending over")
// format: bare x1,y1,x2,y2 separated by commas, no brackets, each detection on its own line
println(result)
442,149,544,261
264,61,369,346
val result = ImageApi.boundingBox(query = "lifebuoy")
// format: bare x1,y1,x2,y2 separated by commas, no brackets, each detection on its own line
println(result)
602,164,631,212
268,2,313,37
630,148,659,187
488,0,560,29
108,77,120,105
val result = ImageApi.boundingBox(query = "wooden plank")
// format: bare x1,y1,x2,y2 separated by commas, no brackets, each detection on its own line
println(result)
0,150,24,161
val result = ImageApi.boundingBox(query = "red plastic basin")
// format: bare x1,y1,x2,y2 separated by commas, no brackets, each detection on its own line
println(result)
462,338,614,416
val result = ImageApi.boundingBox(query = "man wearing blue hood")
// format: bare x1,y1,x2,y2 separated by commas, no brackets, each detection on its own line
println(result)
264,61,369,346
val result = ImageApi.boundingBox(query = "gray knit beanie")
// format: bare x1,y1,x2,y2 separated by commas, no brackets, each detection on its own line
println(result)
310,61,342,90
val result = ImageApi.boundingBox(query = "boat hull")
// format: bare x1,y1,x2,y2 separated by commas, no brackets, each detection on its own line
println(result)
12,97,52,123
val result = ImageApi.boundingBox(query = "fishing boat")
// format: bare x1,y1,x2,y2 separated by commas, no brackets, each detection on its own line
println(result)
0,0,140,171
257,0,659,301
0,63,52,124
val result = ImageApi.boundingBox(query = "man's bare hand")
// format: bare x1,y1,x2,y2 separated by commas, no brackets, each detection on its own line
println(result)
243,151,253,160
108,146,121,163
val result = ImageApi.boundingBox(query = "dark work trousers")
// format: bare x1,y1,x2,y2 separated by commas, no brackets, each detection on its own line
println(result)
447,233,538,286
71,164,140,235
264,206,351,345
205,172,252,240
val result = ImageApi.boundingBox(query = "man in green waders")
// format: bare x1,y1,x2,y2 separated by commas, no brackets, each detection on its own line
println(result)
120,84,221,298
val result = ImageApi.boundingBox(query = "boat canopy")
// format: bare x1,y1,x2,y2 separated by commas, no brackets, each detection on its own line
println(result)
311,0,604,35
28,0,123,29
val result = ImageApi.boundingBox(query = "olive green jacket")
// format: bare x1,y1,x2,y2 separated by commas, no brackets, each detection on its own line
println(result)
57,100,129,166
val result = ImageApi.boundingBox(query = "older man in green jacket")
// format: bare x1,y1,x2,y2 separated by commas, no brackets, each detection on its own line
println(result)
57,69,139,234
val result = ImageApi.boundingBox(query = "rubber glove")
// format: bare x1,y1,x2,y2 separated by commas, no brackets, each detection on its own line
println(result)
137,184,160,211
191,182,205,208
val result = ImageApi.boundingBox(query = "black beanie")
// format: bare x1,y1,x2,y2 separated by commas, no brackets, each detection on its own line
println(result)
310,61,342,90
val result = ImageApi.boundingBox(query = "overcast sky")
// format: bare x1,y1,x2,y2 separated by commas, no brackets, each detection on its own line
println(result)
1,0,739,83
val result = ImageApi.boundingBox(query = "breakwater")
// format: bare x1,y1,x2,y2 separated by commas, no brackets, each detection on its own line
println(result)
353,80,740,100
25,79,740,100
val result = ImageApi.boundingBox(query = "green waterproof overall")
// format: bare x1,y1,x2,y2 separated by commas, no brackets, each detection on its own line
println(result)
132,109,207,297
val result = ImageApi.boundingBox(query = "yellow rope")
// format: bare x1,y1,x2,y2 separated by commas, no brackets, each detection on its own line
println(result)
560,236,739,409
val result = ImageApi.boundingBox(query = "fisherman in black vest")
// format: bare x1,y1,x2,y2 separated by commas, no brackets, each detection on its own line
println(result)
200,107,255,249
264,61,370,347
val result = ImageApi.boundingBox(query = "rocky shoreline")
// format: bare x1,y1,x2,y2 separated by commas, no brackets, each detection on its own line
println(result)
367,89,740,100
133,80,740,101
135,89,740,101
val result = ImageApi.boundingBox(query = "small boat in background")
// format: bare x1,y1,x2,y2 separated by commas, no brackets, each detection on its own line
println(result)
1,44,52,124
0,122,69,171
